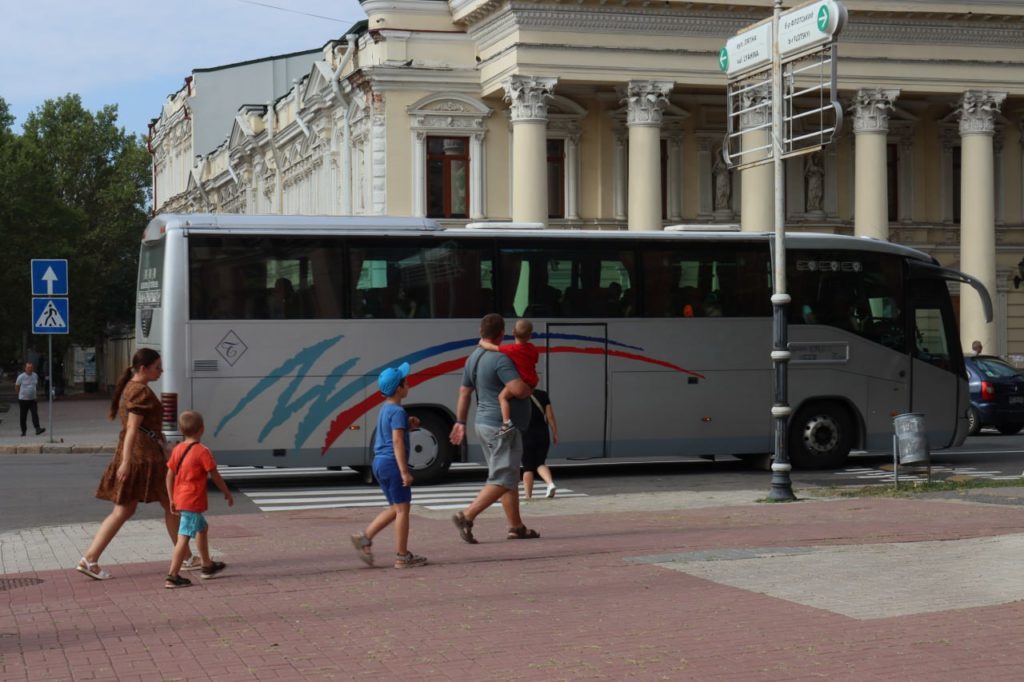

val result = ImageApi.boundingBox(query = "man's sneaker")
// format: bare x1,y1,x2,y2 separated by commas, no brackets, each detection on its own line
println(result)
545,485,557,499
165,574,192,589
200,561,227,579
35,428,45,435
181,555,202,571
496,420,515,438
394,552,427,569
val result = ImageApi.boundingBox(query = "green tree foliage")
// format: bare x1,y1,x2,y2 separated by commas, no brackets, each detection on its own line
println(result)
0,94,150,366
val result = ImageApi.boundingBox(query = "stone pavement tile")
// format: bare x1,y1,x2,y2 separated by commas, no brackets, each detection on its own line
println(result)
4,498,1024,680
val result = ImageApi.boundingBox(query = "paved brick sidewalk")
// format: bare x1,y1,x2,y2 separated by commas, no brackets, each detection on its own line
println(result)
3,496,1024,681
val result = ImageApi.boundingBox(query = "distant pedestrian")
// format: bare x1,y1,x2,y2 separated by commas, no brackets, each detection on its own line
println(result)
15,362,45,437
971,340,983,356
449,313,539,543
76,349,194,580
478,318,539,438
350,363,428,569
522,388,559,499
165,411,233,588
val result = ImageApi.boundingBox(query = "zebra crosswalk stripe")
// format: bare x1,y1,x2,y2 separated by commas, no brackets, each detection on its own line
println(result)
237,483,587,512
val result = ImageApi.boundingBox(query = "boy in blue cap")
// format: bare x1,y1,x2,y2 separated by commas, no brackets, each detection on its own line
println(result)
350,362,428,569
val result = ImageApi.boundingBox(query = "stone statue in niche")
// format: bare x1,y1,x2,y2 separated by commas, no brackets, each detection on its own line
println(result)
712,149,731,211
804,152,825,213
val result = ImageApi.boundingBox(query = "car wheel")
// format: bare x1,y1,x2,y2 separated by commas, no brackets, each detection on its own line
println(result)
405,410,455,485
967,406,981,436
997,423,1023,436
789,402,853,470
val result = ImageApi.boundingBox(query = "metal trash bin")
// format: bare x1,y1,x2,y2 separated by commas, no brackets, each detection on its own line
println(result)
893,413,930,466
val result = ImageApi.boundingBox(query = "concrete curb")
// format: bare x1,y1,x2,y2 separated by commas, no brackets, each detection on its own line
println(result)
0,444,115,454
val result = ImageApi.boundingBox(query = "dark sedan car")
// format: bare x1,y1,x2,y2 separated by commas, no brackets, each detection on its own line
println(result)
965,355,1024,435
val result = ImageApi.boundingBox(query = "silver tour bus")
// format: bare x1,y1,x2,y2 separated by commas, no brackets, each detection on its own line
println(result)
136,214,990,483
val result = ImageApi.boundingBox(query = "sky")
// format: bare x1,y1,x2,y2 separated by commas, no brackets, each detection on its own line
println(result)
1,0,367,139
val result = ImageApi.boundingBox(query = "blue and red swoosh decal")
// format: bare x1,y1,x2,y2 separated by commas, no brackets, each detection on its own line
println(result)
320,340,703,454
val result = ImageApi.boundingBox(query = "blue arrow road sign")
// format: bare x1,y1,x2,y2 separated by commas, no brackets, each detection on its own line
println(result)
31,259,68,296
32,298,69,335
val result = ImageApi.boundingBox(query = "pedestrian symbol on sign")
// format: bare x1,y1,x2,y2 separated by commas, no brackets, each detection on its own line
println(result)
31,298,69,335
37,301,66,328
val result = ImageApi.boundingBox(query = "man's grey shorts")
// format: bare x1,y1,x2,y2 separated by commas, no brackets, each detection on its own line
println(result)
475,423,522,490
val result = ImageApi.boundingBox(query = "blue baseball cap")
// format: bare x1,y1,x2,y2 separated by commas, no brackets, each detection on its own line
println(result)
378,362,410,397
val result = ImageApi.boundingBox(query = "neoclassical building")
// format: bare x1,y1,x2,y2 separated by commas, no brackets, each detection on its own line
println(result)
150,0,1024,356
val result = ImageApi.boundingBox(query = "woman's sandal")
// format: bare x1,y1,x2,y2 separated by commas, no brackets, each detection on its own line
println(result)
506,526,540,540
451,512,478,544
165,574,192,589
350,532,374,566
75,557,112,581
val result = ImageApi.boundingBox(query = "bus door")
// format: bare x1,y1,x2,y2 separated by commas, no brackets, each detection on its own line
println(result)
544,323,608,458
907,264,992,448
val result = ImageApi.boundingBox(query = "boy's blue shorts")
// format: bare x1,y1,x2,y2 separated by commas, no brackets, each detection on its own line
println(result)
372,456,412,505
177,511,208,538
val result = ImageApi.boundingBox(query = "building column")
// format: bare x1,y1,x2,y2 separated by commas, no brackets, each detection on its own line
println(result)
852,88,899,239
959,90,1007,354
504,75,557,225
739,84,772,232
625,80,673,231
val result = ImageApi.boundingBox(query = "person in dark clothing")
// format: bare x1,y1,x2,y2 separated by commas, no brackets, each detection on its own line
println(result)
522,388,559,499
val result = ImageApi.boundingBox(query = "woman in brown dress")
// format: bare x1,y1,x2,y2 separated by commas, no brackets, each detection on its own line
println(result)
76,348,192,580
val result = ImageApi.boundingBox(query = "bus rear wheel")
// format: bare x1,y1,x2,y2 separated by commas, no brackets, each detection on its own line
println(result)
406,410,454,485
789,402,852,470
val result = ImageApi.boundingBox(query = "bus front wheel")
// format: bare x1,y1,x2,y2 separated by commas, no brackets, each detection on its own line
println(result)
406,410,455,485
789,402,852,470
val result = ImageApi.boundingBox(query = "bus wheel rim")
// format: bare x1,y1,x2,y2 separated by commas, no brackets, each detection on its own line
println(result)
802,415,839,454
408,429,439,470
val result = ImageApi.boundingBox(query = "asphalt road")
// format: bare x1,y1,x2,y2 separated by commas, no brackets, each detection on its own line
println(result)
2,430,1023,533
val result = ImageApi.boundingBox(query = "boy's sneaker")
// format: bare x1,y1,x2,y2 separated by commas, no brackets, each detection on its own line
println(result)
394,552,428,569
200,561,227,579
496,420,515,438
181,554,202,571
164,574,192,589
545,485,557,499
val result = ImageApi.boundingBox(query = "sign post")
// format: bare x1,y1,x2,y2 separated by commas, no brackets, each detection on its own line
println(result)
720,0,846,501
30,259,69,444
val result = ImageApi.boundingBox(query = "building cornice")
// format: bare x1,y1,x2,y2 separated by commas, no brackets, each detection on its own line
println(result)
465,3,1024,50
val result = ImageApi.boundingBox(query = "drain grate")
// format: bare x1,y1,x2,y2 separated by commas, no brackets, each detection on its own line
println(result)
0,577,44,591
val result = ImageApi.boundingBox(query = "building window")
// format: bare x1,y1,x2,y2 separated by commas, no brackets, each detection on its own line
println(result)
886,143,898,223
427,137,469,219
547,139,565,219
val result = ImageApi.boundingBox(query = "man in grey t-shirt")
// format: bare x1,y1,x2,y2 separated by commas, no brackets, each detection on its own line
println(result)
449,313,539,543
16,362,45,437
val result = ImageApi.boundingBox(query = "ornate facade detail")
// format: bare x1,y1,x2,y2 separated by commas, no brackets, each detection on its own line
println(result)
503,76,558,123
624,81,673,127
958,91,1007,136
851,89,899,134
739,84,771,129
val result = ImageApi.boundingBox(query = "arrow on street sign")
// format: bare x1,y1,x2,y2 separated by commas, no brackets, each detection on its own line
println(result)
779,0,847,59
30,259,68,296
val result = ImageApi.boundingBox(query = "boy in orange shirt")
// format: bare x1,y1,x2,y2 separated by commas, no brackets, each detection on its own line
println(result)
479,318,539,437
164,411,234,588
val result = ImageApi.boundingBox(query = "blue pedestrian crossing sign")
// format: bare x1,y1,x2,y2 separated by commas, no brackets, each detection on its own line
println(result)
32,298,69,335
31,259,69,296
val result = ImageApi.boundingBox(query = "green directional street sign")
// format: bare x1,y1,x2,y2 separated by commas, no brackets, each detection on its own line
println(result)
817,4,830,32
718,47,729,72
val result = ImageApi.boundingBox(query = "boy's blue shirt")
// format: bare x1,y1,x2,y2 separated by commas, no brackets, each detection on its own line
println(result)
374,402,409,459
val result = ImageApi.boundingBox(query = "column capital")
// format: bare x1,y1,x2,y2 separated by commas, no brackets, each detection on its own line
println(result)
503,76,558,123
624,80,674,127
851,88,900,134
739,84,771,129
958,90,1007,136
